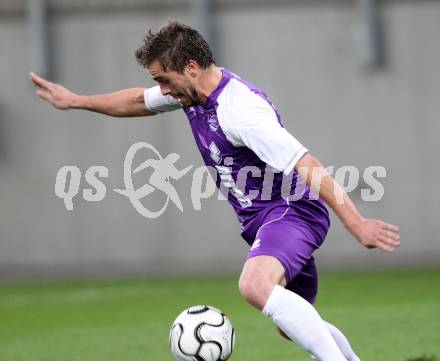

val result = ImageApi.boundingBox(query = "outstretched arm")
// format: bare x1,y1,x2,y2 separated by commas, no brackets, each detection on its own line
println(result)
29,72,155,117
295,153,400,253
218,94,399,252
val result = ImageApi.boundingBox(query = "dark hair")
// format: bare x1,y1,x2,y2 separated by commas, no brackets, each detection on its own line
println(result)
135,21,215,72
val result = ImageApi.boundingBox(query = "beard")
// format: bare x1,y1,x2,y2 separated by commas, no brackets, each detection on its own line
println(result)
179,86,200,107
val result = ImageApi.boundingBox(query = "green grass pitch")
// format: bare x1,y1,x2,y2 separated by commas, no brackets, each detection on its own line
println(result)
0,268,439,361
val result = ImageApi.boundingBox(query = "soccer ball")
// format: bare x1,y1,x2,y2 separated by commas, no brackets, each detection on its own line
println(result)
169,305,235,361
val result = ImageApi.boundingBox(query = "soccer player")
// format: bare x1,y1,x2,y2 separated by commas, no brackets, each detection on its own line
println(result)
30,21,400,361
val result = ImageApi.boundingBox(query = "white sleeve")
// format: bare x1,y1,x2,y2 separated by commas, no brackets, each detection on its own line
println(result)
144,86,182,113
220,93,308,175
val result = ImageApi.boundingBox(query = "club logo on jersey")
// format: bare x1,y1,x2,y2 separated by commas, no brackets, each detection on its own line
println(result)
207,113,219,132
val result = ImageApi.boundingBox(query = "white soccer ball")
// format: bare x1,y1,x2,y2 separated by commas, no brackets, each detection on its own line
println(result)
169,305,235,361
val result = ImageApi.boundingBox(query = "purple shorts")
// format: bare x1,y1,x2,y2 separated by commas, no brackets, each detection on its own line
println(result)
241,199,330,304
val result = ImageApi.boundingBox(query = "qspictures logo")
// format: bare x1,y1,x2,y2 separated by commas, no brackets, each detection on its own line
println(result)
54,141,387,219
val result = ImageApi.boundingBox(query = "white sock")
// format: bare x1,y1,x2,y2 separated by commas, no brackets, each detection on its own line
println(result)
325,322,361,361
262,285,347,361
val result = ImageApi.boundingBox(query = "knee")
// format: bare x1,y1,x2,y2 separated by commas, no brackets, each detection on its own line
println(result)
238,274,273,310
237,275,253,303
239,255,286,310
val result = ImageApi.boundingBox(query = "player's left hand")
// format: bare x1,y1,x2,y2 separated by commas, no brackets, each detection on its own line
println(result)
347,218,400,253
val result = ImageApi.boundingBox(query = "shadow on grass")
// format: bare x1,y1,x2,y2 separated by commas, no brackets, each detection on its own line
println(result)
406,356,437,361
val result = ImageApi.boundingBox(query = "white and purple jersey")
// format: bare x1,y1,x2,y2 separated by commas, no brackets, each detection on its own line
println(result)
144,68,329,232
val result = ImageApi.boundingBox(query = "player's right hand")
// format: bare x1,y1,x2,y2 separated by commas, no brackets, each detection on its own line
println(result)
29,72,78,110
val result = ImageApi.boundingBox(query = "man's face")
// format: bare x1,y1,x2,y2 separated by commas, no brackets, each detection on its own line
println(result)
147,60,200,107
